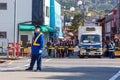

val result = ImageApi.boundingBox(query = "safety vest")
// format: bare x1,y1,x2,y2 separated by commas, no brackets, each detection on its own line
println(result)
33,33,43,46
108,43,115,52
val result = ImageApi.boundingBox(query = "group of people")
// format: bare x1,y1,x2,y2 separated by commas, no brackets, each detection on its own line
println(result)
25,25,76,71
46,40,75,58
103,38,120,58
25,25,120,72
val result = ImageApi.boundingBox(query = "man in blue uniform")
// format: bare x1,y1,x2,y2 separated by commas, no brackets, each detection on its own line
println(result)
26,25,44,71
108,40,115,58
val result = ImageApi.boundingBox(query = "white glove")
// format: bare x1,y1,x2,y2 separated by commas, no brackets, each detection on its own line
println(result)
39,50,42,54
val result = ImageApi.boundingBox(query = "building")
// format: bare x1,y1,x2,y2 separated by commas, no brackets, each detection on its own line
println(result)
50,0,62,43
0,0,32,52
0,0,54,54
19,0,52,46
97,9,118,40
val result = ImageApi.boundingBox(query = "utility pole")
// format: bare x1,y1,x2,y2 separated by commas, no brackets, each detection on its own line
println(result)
117,0,120,34
77,0,86,26
83,0,85,26
14,0,17,58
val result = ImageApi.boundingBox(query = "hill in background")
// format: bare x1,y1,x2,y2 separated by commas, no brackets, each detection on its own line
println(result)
56,0,117,11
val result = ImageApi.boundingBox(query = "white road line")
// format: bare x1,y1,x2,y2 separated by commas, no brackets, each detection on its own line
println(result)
109,70,120,80
23,59,31,67
24,59,52,67
0,67,21,72
45,59,52,62
8,61,14,65
27,59,30,62
24,64,30,67
0,69,3,72
0,58,52,72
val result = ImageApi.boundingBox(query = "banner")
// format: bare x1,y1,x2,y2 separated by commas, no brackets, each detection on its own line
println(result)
113,9,117,27
32,0,44,25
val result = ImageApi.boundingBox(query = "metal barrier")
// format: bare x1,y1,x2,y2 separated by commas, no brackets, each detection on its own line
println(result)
115,47,120,56
46,46,75,58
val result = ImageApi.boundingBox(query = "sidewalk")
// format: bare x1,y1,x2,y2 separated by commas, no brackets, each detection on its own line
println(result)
0,53,22,64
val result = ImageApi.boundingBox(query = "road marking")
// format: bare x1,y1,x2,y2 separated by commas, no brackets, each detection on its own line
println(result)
24,59,52,67
0,69,3,72
8,61,14,65
0,66,22,72
27,59,30,62
24,64,29,67
109,70,120,80
45,59,52,62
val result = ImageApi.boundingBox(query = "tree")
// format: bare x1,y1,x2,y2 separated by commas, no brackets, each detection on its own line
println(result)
70,12,83,33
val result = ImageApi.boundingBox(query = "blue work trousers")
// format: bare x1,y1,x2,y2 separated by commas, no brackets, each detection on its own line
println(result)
109,52,115,58
29,54,42,70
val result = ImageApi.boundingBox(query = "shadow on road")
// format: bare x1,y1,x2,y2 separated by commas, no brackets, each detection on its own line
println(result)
38,67,120,80
1,67,120,80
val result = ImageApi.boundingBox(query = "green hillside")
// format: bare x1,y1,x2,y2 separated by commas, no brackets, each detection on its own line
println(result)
56,0,117,11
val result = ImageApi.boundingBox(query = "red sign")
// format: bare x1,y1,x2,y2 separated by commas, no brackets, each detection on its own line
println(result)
113,9,117,27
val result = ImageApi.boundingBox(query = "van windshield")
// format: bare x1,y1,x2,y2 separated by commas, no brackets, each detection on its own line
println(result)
80,35,100,43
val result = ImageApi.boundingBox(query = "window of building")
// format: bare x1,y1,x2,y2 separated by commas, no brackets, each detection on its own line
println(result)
0,32,7,38
0,3,7,10
46,6,49,17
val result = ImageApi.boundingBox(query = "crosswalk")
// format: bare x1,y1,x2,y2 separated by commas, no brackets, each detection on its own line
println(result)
0,58,120,80
109,70,120,80
0,58,52,72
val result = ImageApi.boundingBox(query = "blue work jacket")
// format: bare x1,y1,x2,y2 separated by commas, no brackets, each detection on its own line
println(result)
108,42,115,52
31,32,44,54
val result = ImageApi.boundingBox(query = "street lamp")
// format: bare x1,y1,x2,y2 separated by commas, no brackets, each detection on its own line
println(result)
63,6,66,38
77,0,82,6
63,6,66,28
77,0,85,26
70,7,75,20
70,7,75,12
87,12,91,22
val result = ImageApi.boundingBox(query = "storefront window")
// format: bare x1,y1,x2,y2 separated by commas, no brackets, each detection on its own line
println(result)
0,32,7,38
0,3,7,10
46,6,49,17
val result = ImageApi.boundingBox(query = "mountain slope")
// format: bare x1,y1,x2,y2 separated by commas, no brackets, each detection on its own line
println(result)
56,0,117,11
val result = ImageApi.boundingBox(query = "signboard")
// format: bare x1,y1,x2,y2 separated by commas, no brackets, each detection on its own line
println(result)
86,27,95,31
32,0,44,25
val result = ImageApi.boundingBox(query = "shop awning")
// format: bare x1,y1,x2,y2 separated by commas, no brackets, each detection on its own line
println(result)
19,25,35,31
41,25,55,32
19,24,55,32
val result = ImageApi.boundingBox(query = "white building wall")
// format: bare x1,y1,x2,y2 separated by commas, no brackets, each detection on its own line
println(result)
16,0,32,23
16,0,32,42
44,0,50,25
0,0,32,43
0,0,14,42
44,0,50,44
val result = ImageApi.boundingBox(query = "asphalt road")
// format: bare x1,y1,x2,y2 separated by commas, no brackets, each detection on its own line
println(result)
0,58,120,80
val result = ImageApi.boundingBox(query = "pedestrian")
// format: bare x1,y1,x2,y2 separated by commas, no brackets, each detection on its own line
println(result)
46,39,52,57
64,41,68,57
114,39,119,50
108,40,115,58
26,25,44,71
103,41,109,57
103,37,110,57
